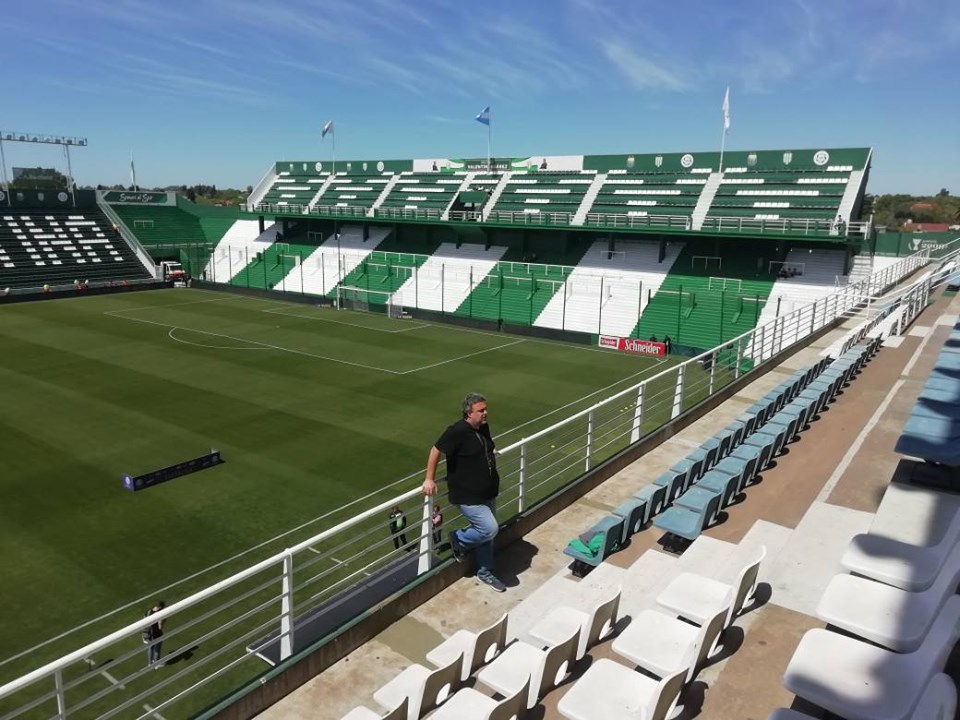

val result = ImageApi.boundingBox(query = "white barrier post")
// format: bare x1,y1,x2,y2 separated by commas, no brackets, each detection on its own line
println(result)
280,552,295,661
585,410,594,472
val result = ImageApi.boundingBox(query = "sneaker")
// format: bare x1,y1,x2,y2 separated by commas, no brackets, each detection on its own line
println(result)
477,569,507,593
448,531,466,563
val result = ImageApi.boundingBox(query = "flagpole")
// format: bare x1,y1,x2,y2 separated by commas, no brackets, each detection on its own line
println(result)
487,110,492,172
332,127,336,176
719,87,730,173
719,124,726,174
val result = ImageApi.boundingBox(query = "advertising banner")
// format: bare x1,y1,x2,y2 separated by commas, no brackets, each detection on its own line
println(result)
598,335,666,357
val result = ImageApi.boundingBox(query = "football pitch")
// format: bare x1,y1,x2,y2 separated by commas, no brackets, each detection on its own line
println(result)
0,287,673,677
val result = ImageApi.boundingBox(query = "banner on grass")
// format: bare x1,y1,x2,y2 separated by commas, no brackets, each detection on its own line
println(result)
598,335,665,357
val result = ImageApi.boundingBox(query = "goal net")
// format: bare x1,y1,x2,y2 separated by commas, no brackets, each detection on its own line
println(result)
707,276,742,292
336,285,405,318
691,255,722,271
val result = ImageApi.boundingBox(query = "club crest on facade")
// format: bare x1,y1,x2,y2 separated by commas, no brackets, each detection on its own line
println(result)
654,155,663,167
783,152,793,165
813,150,830,166
747,153,757,166
362,162,368,171
57,192,68,202
346,162,352,171
315,162,322,172
302,163,307,171
377,161,385,172
680,153,694,168
627,155,636,168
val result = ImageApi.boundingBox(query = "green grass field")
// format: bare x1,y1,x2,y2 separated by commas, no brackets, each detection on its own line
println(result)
0,287,676,683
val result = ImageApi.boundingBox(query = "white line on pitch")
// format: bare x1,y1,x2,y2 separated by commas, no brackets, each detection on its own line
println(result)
104,312,401,374
143,704,168,720
104,295,242,314
398,339,526,374
84,656,126,690
261,306,429,333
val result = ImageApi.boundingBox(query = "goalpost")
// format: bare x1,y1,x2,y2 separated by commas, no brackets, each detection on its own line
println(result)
691,255,722,271
707,276,742,292
336,285,405,319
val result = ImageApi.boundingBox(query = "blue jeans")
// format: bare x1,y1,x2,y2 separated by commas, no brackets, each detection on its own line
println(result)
148,639,162,666
453,500,499,573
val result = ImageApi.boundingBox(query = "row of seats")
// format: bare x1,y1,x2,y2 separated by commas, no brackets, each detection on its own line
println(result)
562,343,876,575
894,317,960,466
652,345,874,543
773,480,960,719
344,538,766,720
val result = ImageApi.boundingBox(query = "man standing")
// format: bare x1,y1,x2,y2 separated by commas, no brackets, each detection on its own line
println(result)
388,505,408,550
143,601,166,668
422,393,506,592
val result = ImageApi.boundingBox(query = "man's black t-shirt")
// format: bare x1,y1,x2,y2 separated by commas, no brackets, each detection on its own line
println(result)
435,419,499,505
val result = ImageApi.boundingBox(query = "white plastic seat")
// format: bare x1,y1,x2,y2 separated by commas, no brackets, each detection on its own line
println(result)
783,596,960,720
373,653,462,720
656,544,766,627
840,484,960,591
612,607,726,683
770,673,957,720
817,542,960,651
427,614,508,681
341,698,407,720
557,661,686,720
527,587,620,660
426,679,528,720
477,628,578,710
765,710,816,720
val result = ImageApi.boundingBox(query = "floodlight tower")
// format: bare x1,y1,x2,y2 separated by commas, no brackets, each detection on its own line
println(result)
0,131,88,207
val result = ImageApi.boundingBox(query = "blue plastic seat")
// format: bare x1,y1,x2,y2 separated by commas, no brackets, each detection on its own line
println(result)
714,454,758,491
654,495,721,541
563,515,625,570
675,485,724,527
654,468,688,503
693,468,742,507
611,497,648,544
635,483,668,522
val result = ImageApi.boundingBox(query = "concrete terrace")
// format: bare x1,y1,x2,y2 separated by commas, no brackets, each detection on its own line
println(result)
257,288,960,720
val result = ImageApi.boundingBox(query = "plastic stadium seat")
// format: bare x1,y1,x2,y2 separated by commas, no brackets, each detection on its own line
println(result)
818,543,960,652
528,587,621,660
784,597,960,720
426,614,508,681
612,607,726,683
558,663,685,720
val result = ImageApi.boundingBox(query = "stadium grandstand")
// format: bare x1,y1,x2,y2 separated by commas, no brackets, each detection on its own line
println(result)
2,138,960,720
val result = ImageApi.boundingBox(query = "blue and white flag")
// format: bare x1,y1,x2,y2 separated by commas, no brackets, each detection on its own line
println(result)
475,106,490,126
321,120,334,140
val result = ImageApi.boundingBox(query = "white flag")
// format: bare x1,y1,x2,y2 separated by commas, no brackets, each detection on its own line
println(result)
321,120,334,140
722,87,731,133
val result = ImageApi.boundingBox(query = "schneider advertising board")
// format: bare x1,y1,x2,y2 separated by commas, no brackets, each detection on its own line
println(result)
101,191,171,205
598,335,666,357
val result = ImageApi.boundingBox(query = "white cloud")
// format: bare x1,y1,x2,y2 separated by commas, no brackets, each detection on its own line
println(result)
600,42,690,91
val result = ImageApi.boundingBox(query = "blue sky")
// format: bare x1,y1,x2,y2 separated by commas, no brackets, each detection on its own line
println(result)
2,0,957,195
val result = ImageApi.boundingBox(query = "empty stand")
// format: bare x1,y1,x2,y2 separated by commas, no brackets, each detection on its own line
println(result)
0,209,152,288
536,239,684,336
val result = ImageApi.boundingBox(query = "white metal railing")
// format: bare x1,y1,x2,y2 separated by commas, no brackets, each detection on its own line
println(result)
0,245,946,720
243,201,871,238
